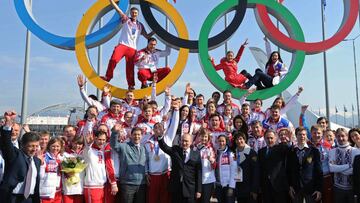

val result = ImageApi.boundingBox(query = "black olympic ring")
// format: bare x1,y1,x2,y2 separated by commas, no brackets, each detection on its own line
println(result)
139,0,248,53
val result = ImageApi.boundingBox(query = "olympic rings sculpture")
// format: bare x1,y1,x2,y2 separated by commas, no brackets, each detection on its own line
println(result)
14,0,359,99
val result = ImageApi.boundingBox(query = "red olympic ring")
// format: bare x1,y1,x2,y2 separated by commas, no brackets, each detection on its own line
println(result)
255,0,359,54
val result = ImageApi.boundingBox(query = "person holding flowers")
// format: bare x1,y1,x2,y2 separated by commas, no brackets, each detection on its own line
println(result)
62,136,86,203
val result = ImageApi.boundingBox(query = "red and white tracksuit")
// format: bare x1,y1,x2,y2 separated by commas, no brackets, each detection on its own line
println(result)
62,150,84,203
211,45,247,88
217,102,240,116
83,143,116,203
251,109,266,123
193,105,207,122
247,134,267,153
79,87,111,113
106,17,144,86
144,136,172,203
136,117,157,145
144,111,178,203
178,119,201,145
209,127,232,150
76,119,98,137
152,97,171,124
134,46,171,85
40,152,63,203
100,112,123,136
110,98,142,118
265,60,288,79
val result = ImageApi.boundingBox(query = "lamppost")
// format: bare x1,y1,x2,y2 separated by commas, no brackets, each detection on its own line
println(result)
343,33,360,127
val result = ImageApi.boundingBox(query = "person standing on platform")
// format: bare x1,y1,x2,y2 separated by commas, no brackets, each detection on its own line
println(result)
102,3,154,89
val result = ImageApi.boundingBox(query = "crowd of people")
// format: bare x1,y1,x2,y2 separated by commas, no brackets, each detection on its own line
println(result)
1,2,360,203
1,78,360,203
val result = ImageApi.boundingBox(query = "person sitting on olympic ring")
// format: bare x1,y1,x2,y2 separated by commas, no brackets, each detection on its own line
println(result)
134,37,171,89
209,39,254,89
101,2,155,90
246,37,288,90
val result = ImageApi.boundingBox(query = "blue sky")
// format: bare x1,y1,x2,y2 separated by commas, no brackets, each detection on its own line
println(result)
0,0,360,121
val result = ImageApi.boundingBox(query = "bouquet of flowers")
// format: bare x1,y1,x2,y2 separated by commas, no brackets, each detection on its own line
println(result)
61,157,87,186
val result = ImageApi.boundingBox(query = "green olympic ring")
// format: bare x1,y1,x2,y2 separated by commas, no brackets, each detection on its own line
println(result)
199,0,306,100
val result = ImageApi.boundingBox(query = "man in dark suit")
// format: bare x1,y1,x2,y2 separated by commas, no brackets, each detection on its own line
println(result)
158,132,202,203
288,127,322,203
0,111,41,203
258,129,290,203
353,155,360,201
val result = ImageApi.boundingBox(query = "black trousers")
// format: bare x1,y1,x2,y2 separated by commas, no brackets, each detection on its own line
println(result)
262,180,288,203
215,185,234,203
249,69,274,90
120,184,146,203
200,183,214,203
11,194,36,203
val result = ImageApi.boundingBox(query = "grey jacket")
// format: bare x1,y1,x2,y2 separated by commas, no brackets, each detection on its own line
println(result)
110,132,147,185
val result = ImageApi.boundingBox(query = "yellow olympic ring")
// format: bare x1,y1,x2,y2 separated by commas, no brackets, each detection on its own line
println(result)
75,0,189,99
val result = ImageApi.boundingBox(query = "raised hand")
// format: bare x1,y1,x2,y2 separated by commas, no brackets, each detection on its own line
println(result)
23,124,31,133
172,101,180,111
301,105,309,114
185,83,192,94
164,86,170,96
242,38,249,46
4,110,17,127
103,84,111,94
162,115,169,123
77,75,86,88
297,86,304,95
112,123,123,134
153,72,158,83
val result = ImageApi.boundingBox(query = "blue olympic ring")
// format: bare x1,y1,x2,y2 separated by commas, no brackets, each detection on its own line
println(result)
14,0,129,50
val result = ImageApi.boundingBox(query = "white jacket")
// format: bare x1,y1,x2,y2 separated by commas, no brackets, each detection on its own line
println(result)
215,147,237,189
135,47,171,70
83,144,107,188
196,144,216,184
40,152,63,199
